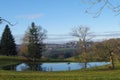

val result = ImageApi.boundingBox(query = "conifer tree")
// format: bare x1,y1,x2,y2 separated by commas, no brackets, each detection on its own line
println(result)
0,40,1,55
0,25,17,56
23,22,46,62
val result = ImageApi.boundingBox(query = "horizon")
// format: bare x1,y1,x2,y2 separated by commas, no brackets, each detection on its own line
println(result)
0,0,120,44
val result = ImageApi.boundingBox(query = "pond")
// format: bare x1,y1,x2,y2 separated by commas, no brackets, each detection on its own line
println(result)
3,62,110,71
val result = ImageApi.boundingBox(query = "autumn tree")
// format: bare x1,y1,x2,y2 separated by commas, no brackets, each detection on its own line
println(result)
23,22,47,62
92,38,120,69
103,39,120,69
71,26,94,68
0,25,17,56
18,43,28,56
91,42,108,61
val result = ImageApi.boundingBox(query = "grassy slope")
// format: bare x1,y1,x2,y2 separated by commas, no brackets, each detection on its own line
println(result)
1,56,120,80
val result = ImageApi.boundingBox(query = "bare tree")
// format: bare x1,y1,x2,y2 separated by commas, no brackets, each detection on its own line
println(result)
82,0,120,17
71,25,94,68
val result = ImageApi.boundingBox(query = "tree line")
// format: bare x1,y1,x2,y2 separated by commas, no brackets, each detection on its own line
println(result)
1,22,120,69
0,22,46,62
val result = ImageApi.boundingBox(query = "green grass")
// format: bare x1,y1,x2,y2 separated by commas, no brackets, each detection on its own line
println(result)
1,68,120,80
1,56,120,80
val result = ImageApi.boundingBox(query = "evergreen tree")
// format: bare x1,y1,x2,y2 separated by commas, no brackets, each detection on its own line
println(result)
24,22,46,62
0,25,17,56
0,40,2,55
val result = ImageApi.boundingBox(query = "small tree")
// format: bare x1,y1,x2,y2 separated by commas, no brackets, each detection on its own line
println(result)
23,22,47,62
0,25,17,56
92,38,120,69
71,26,93,68
102,39,120,69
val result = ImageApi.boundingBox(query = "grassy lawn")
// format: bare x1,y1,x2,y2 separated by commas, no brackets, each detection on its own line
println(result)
1,68,120,80
1,56,120,80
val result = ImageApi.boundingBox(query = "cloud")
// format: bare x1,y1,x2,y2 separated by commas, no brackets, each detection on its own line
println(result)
16,14,43,19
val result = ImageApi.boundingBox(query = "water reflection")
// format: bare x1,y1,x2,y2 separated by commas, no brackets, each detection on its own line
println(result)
2,64,16,70
14,62,110,71
16,63,29,71
28,63,42,71
16,63,43,71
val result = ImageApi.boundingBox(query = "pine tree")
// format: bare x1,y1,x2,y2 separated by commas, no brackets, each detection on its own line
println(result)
0,25,17,56
23,22,46,62
0,40,2,55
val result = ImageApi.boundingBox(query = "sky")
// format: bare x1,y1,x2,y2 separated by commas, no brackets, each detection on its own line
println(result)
0,0,120,44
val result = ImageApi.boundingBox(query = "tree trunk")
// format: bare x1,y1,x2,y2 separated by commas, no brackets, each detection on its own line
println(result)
83,52,87,68
110,52,114,69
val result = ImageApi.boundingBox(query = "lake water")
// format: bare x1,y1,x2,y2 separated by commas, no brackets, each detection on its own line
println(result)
15,62,110,71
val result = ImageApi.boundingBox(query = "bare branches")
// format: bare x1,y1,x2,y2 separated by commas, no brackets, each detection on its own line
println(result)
71,26,94,68
83,0,120,17
0,17,16,26
71,25,94,42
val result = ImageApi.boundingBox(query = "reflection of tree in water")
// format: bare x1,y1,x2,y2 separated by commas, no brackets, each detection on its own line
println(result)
28,63,42,71
67,62,71,71
3,64,16,70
